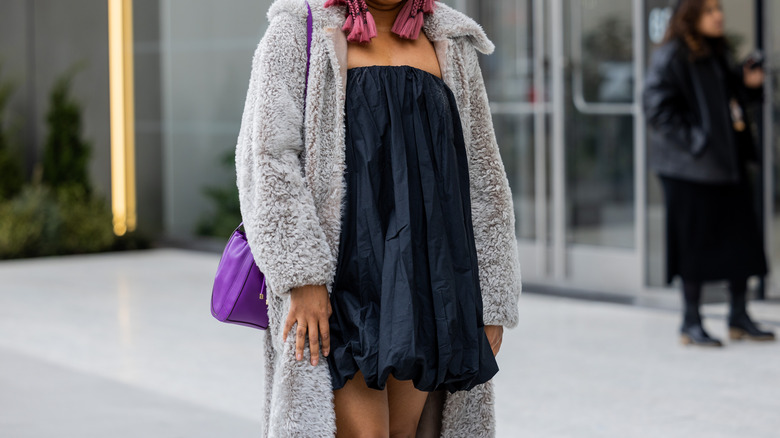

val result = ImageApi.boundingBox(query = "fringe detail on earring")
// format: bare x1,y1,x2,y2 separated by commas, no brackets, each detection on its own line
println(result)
391,0,425,40
342,13,354,33
365,10,378,40
348,14,368,43
330,0,436,43
338,0,371,43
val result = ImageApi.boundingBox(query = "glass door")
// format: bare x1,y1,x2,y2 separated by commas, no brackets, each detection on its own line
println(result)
556,0,641,292
469,0,643,295
471,0,550,279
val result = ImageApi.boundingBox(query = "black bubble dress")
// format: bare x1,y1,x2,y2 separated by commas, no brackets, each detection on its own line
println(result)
327,65,499,394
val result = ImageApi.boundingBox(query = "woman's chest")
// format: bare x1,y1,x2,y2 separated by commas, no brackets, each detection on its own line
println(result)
345,33,442,79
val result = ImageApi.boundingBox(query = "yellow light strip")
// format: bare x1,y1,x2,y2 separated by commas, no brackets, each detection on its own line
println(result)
108,0,137,236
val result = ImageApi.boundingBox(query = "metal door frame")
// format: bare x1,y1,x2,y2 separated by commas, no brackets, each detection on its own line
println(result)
760,0,776,299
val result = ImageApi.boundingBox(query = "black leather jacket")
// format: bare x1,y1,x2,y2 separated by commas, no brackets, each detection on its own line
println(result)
643,38,762,183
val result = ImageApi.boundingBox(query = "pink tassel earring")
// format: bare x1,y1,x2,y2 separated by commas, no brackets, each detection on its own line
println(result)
391,0,435,40
335,0,378,44
325,0,435,43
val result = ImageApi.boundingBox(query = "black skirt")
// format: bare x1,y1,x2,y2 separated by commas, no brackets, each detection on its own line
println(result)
660,163,768,284
326,65,499,394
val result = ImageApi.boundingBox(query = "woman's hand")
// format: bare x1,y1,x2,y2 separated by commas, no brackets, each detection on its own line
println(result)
743,65,765,89
484,325,503,356
283,284,332,366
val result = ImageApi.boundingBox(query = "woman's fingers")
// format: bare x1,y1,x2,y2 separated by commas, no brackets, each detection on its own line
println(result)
283,313,294,343
296,321,307,361
285,284,331,366
320,316,331,358
308,317,320,366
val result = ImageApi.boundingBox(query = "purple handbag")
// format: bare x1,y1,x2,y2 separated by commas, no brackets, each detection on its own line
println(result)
211,2,314,330
211,222,270,329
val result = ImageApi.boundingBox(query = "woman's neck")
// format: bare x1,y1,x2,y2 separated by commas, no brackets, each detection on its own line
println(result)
365,1,405,32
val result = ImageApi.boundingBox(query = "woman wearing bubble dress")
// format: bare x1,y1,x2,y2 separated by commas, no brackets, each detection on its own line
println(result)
235,1,522,436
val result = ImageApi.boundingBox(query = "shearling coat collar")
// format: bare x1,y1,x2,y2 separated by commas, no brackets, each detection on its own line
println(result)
268,0,495,52
268,0,495,90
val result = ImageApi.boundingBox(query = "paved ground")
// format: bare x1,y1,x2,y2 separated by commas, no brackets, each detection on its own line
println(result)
1,248,779,437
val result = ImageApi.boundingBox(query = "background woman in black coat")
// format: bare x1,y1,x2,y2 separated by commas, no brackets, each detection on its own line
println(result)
643,0,775,347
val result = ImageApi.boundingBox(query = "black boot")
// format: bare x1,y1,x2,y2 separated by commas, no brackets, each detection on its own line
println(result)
680,281,723,347
729,313,776,341
680,316,723,347
728,279,775,341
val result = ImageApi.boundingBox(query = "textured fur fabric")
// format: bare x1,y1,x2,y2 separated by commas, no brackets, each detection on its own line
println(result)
234,1,522,436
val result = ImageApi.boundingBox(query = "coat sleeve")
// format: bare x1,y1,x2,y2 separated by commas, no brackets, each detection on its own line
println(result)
234,12,334,299
463,45,522,329
642,46,708,156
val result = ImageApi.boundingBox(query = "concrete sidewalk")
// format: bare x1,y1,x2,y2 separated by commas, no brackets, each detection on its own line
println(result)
1,249,779,437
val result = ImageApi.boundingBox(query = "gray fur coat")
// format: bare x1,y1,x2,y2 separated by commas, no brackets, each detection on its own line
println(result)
234,1,522,436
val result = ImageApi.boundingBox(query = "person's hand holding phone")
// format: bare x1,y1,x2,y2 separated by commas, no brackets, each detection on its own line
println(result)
744,51,765,89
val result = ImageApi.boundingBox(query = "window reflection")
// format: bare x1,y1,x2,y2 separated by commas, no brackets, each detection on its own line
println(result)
566,0,636,249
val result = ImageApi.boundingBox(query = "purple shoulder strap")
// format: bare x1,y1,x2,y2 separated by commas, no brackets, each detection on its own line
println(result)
304,1,313,104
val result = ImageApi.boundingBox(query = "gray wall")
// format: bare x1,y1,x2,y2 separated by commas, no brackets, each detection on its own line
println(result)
134,0,164,237
159,0,273,239
0,1,31,176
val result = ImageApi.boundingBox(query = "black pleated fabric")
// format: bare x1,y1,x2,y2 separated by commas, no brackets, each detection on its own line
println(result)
660,165,768,284
327,65,498,394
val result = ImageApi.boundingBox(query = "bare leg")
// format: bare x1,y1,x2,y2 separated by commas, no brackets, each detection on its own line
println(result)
334,369,389,438
387,373,430,438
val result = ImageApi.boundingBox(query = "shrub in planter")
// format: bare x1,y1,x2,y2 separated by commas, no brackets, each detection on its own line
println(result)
0,184,61,259
0,66,120,259
42,68,93,198
55,184,115,254
0,183,117,259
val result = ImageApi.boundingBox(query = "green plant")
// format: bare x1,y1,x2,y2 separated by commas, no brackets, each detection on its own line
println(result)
195,148,242,238
55,184,116,254
41,64,93,198
0,63,159,259
0,184,61,258
0,64,125,259
0,64,25,201
0,183,118,259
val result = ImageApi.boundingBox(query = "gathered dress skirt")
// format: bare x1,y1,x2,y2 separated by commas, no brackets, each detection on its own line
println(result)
326,65,499,394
